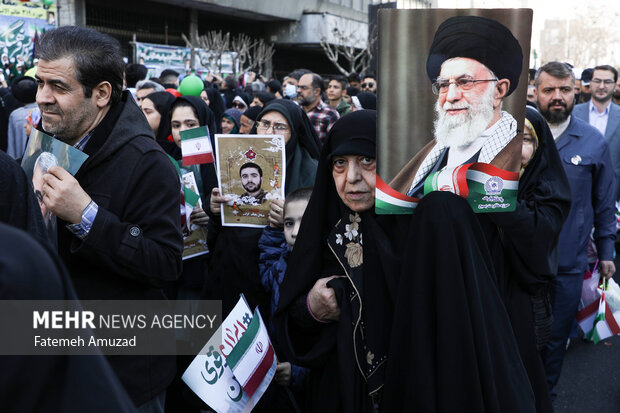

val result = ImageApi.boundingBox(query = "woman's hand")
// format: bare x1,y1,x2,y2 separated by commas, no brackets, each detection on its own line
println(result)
210,188,230,216
307,275,342,322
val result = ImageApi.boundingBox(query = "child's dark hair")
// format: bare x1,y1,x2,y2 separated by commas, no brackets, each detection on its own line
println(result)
284,186,313,214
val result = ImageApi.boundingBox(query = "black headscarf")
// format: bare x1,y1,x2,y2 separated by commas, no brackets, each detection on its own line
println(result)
204,87,226,133
258,99,321,194
353,92,376,110
144,91,175,143
475,106,571,413
275,110,405,412
491,106,572,290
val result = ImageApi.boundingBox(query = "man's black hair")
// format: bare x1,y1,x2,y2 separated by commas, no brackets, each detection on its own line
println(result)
240,162,262,177
593,65,618,82
253,91,276,105
36,26,124,105
329,75,347,90
125,63,147,88
346,86,360,97
347,72,360,84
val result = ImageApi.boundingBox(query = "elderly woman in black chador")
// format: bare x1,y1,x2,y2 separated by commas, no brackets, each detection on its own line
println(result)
275,108,549,412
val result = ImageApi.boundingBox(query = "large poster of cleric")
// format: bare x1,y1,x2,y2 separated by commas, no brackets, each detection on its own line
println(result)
215,134,285,228
0,0,56,83
375,9,532,215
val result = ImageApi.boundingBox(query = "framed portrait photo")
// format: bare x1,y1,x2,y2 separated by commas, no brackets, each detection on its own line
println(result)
215,134,286,227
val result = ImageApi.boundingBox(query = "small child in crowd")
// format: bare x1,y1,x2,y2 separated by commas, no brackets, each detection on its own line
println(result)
258,186,312,406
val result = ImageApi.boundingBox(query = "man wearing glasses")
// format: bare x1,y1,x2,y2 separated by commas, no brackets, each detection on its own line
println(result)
360,74,377,94
390,16,522,199
573,65,620,195
297,73,339,142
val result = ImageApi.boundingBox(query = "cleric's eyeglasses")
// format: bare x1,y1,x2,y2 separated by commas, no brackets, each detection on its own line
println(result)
432,76,498,95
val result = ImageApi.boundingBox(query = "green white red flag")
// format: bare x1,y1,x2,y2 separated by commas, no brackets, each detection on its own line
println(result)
375,163,519,214
181,126,214,166
226,308,277,398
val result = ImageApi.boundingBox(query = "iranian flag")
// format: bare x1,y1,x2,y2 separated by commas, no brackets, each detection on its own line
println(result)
589,287,620,344
181,126,214,166
226,309,276,398
424,163,519,213
375,175,419,214
184,186,200,221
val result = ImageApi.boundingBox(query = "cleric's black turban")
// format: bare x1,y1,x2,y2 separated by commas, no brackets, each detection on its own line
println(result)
426,15,523,96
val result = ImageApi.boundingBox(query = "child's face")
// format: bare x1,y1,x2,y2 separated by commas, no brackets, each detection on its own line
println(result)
284,199,309,250
521,125,535,166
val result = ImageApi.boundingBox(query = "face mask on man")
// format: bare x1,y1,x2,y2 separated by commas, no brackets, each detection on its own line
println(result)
284,83,297,99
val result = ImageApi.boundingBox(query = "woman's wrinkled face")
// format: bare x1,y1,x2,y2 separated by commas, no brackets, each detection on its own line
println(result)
171,106,199,148
221,117,236,134
141,98,161,135
332,154,376,212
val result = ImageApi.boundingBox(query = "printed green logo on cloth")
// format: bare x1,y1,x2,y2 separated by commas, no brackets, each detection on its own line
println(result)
376,163,519,214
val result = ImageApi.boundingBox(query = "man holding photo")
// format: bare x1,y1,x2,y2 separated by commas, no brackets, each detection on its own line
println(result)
34,26,182,412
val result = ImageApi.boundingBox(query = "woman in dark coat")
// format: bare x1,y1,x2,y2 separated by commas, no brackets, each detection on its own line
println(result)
206,98,321,316
275,110,541,413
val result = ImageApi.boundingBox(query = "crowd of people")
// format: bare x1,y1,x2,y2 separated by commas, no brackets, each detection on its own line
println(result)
1,17,620,413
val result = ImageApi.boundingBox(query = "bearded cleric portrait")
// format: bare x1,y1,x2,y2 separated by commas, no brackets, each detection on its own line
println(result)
377,9,532,201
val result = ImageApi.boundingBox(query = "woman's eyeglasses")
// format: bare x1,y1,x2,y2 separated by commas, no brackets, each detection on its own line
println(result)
256,120,289,133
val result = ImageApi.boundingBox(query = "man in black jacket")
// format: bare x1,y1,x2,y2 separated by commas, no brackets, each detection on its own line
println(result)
34,26,183,411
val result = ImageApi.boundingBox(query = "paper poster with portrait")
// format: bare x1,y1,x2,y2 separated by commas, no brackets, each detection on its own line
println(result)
181,170,209,260
215,134,286,228
20,129,89,246
375,9,532,215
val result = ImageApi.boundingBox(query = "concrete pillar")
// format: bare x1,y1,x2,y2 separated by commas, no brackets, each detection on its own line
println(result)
57,0,86,27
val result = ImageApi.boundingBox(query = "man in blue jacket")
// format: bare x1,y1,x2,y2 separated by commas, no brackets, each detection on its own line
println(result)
534,61,617,402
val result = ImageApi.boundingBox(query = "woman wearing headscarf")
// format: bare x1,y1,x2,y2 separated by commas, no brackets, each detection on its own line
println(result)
275,110,543,412
273,110,406,412
349,92,376,112
384,107,571,413
256,99,321,192
141,91,176,155
202,87,226,133
166,95,220,412
481,106,571,413
206,98,321,316
221,107,242,134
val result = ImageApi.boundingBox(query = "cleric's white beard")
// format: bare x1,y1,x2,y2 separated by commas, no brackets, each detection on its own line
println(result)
433,85,496,148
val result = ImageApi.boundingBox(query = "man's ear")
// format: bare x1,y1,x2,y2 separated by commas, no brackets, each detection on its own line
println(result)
494,79,510,107
93,81,113,108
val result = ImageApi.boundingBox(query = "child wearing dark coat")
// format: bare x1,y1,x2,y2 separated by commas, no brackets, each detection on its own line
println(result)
258,187,312,410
